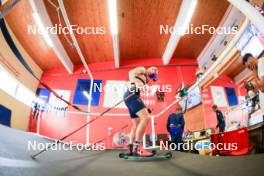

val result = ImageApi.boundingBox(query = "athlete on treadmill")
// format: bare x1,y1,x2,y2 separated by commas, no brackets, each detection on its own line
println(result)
124,66,158,156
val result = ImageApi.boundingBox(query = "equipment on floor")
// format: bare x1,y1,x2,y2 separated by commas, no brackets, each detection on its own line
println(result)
119,152,172,160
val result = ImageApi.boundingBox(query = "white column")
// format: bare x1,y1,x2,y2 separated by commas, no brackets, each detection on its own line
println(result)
112,35,120,68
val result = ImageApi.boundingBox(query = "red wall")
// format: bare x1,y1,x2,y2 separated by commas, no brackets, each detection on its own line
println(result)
37,58,198,145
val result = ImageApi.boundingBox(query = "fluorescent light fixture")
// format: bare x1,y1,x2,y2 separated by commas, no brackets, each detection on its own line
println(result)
179,0,197,36
112,35,120,68
107,0,120,68
32,12,53,47
83,91,92,100
162,0,197,65
107,0,118,35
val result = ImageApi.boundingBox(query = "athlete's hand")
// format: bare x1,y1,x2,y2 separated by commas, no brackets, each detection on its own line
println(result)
147,108,152,114
156,90,165,102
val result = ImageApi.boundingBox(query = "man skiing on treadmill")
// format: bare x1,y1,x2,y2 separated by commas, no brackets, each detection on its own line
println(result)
124,66,158,156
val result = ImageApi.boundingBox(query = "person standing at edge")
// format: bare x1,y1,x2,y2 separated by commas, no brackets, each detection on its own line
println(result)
242,53,264,116
166,105,185,151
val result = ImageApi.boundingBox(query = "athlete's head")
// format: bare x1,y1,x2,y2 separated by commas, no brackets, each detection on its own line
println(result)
146,66,158,82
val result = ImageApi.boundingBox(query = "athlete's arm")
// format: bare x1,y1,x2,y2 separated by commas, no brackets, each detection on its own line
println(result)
128,67,146,81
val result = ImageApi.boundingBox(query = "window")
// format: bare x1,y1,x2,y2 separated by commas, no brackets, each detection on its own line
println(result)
0,65,39,107
0,68,18,97
16,85,36,106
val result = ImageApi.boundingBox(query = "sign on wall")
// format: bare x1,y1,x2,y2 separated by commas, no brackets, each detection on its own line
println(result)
48,89,71,110
36,88,71,115
36,88,51,104
73,79,102,106
103,80,128,108
210,86,228,107
224,87,238,106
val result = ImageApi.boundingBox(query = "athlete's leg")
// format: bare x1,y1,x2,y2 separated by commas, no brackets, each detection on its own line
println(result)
129,118,140,144
127,118,140,155
131,108,154,156
135,108,151,142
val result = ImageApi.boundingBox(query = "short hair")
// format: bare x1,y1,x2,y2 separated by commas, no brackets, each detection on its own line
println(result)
242,53,253,65
212,105,217,110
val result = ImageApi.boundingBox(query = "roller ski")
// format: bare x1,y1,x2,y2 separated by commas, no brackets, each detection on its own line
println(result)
119,144,171,160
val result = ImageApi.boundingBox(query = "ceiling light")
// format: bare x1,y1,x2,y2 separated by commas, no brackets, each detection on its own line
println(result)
179,0,197,36
107,0,118,35
32,12,53,47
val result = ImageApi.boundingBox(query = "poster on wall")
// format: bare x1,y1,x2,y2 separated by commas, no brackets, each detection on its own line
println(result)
37,89,71,117
103,80,128,108
48,89,71,110
141,90,156,107
73,79,102,106
224,87,238,106
210,86,228,107
35,88,71,115
36,88,50,103
36,88,51,112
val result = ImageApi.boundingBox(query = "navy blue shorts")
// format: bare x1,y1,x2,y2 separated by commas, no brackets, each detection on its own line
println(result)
124,90,146,118
219,122,225,133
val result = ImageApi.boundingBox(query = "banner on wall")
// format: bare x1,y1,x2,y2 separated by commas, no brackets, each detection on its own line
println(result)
224,87,238,106
141,90,156,107
36,88,51,104
48,89,71,110
103,80,128,108
73,79,102,106
210,86,228,107
35,88,71,116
